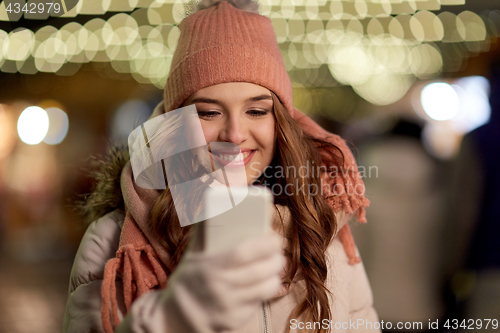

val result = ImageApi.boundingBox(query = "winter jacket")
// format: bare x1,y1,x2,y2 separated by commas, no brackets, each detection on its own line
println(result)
63,207,380,333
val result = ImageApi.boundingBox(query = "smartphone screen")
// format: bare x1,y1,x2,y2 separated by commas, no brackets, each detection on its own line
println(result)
203,186,273,254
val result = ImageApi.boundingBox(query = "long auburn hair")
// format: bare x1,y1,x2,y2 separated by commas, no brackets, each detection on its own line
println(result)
149,91,345,333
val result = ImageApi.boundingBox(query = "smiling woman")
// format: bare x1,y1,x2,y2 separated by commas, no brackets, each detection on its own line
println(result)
63,0,375,332
183,82,276,184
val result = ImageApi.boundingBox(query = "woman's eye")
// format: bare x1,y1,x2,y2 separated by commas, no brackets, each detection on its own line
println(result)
247,109,270,117
197,111,220,119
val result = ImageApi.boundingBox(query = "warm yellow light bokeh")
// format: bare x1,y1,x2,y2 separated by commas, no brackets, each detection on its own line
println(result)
0,0,495,105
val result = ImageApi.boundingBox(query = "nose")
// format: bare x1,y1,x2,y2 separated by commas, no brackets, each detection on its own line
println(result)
218,114,248,145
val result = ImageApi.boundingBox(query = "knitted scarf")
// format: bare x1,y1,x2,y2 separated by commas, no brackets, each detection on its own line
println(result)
101,124,370,333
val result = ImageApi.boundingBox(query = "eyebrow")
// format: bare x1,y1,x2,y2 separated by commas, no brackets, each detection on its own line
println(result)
190,94,272,104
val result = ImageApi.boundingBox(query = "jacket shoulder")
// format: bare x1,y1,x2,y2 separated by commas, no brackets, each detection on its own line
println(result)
68,209,125,294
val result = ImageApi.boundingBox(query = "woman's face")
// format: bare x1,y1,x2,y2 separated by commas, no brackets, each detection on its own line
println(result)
183,82,276,184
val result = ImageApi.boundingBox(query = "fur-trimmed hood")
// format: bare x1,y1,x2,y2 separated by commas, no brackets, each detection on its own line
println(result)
78,145,130,224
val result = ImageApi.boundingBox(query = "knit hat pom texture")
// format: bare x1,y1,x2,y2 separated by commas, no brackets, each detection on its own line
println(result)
185,0,260,16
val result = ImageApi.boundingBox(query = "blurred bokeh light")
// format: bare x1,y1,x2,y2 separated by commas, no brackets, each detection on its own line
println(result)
421,82,459,121
17,106,49,145
43,107,69,145
1,0,497,106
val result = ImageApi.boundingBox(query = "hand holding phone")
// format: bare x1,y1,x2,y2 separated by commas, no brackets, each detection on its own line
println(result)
162,186,284,332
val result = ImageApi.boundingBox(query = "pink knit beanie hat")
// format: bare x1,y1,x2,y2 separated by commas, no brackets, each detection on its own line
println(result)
163,0,294,115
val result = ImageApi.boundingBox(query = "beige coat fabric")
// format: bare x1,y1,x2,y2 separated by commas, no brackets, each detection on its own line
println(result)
63,208,380,333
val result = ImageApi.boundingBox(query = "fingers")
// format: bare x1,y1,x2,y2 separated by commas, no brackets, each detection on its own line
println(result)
235,274,283,303
167,233,286,331
226,252,286,287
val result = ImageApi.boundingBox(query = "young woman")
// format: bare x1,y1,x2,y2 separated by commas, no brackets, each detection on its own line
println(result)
63,0,377,332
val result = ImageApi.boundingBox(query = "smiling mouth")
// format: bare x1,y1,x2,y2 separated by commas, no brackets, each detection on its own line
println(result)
211,151,251,162
209,149,256,167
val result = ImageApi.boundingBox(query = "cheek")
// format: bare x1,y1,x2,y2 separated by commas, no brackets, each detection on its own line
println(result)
254,120,276,154
200,122,219,144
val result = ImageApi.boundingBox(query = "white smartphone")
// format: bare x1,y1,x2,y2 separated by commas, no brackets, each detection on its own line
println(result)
202,186,273,254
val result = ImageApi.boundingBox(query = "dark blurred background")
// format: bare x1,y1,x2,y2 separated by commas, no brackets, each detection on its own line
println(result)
0,0,499,332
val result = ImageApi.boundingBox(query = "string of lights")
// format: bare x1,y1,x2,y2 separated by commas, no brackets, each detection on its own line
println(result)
0,0,498,105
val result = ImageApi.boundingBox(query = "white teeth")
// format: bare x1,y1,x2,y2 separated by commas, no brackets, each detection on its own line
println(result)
214,151,252,162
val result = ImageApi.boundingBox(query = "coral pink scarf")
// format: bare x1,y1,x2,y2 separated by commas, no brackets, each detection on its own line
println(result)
101,116,369,333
